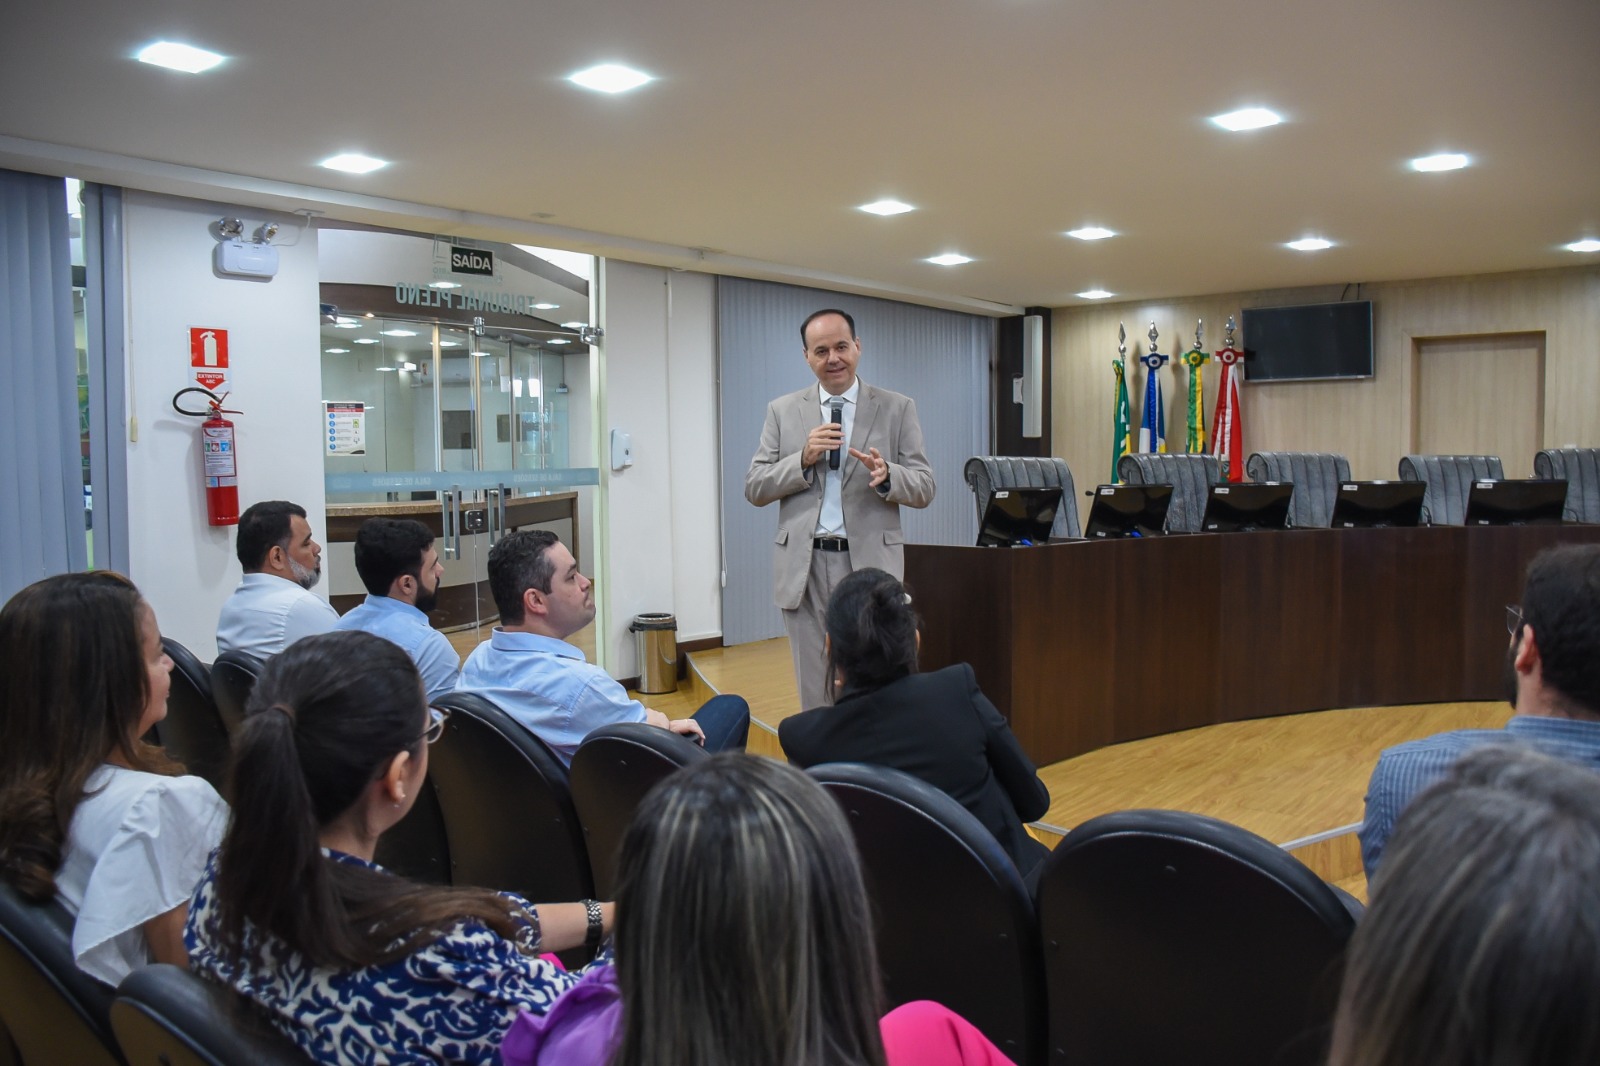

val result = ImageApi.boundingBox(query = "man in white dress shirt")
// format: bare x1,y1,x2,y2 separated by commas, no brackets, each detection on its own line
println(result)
334,517,460,701
215,500,340,659
745,309,935,711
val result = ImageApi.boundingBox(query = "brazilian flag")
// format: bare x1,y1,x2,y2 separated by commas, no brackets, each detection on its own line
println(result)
1111,359,1132,482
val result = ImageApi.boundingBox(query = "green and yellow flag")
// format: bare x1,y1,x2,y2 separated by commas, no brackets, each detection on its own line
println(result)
1182,346,1210,453
1111,358,1133,482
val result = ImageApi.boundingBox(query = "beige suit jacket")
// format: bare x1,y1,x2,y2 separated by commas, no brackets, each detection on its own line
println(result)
744,381,935,610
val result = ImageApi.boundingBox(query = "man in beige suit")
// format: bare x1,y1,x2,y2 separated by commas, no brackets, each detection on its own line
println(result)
745,309,936,711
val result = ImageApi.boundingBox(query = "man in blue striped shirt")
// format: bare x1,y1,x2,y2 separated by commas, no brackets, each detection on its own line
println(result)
1361,544,1600,879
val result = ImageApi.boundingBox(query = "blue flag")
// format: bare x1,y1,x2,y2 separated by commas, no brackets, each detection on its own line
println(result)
1138,348,1168,453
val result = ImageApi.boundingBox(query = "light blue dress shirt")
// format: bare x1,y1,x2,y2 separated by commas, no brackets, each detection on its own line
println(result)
1360,714,1600,878
457,629,648,764
333,594,461,702
814,378,859,537
215,573,340,659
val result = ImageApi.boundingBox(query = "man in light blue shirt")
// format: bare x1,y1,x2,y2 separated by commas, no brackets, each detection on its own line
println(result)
334,518,460,702
216,501,340,659
459,530,749,765
1361,544,1600,878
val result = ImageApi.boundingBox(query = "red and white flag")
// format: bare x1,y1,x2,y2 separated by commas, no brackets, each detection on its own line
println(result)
1209,344,1244,482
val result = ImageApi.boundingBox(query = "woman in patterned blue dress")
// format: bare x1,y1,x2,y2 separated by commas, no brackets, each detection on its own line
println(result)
186,631,610,1066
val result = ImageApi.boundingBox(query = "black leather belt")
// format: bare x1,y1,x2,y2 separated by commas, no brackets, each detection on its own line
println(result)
813,536,850,552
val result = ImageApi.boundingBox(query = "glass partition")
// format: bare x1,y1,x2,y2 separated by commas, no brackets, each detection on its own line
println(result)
317,230,599,658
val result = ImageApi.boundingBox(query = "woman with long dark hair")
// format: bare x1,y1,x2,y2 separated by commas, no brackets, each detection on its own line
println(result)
0,571,228,983
1328,745,1600,1066
501,755,1012,1066
778,567,1051,877
186,630,610,1066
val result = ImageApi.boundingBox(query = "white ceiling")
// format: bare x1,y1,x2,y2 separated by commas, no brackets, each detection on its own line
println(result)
3,0,1597,315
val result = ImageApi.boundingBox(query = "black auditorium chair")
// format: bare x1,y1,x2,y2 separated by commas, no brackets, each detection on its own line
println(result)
1245,451,1352,529
0,881,123,1066
569,723,710,899
1117,453,1225,533
809,763,1046,1066
112,964,310,1066
209,650,265,735
963,456,1082,539
1035,809,1361,1066
154,638,231,792
1535,446,1600,523
371,771,452,887
428,692,595,903
1397,453,1503,526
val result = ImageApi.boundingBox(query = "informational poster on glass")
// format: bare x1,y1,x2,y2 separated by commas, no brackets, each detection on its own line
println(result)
324,401,366,455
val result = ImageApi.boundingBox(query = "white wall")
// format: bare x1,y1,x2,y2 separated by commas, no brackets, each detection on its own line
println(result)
123,191,325,661
596,262,722,675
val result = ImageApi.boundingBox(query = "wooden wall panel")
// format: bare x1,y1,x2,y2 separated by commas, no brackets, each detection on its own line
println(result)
1414,332,1544,475
1050,266,1600,489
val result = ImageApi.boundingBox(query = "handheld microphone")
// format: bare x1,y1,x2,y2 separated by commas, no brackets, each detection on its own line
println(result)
828,402,843,470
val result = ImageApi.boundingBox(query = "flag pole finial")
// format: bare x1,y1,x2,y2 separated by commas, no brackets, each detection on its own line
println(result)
1194,319,1204,352
1224,316,1237,348
1118,321,1126,358
1147,321,1159,355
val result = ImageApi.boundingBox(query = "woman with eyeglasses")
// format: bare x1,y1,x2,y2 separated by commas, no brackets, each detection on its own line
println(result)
186,630,611,1066
0,571,228,984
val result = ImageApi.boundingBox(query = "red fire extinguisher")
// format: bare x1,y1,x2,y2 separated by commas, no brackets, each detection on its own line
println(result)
173,387,242,526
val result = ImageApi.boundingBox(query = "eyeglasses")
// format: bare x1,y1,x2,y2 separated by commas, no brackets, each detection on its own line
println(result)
421,706,450,745
1505,604,1524,636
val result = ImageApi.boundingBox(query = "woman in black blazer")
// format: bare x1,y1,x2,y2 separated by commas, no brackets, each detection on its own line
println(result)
778,568,1052,877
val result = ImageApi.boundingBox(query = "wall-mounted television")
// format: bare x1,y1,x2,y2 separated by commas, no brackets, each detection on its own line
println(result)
1241,300,1374,382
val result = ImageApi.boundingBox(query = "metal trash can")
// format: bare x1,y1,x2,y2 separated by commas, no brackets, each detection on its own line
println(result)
630,613,678,694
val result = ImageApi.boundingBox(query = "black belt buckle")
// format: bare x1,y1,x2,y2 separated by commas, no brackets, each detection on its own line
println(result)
813,536,849,552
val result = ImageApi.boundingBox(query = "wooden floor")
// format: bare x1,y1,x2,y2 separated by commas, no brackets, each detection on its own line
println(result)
651,637,1514,899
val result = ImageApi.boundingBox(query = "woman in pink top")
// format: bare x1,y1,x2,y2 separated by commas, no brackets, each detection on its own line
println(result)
501,755,1011,1066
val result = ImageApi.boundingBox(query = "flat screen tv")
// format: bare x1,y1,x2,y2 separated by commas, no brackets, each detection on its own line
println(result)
1463,479,1568,526
976,487,1063,547
1241,300,1374,382
1200,483,1294,532
1083,484,1173,538
1330,481,1426,528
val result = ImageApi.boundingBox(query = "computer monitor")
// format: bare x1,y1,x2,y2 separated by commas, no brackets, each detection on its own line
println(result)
1329,481,1427,528
976,487,1063,547
1083,484,1173,539
1200,482,1294,532
1463,479,1568,526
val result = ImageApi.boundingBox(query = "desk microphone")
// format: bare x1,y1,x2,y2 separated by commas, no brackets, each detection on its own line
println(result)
828,402,843,470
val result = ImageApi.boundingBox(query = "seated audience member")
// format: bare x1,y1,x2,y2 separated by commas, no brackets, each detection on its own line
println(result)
458,530,749,765
216,500,340,658
779,567,1050,877
1360,543,1600,877
334,517,460,701
186,631,611,1066
0,572,227,984
1329,745,1600,1066
500,755,1013,1066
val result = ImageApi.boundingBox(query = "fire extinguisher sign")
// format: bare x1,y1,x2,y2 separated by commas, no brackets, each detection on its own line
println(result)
189,326,231,392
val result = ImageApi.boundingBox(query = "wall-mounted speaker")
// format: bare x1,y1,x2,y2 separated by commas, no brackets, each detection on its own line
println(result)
1021,314,1043,438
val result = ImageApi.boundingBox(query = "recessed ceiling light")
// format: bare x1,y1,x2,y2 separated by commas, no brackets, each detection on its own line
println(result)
319,153,389,175
439,340,461,347
1564,238,1600,253
375,366,397,372
1076,290,1116,300
333,319,361,328
1066,227,1117,241
533,302,559,310
548,338,571,345
135,41,224,74
323,347,351,354
471,350,490,358
561,321,587,329
1410,153,1470,172
568,63,653,94
380,328,417,337
354,338,380,345
1210,107,1283,132
859,199,915,216
926,253,973,266
429,281,461,289
402,361,418,372
1286,237,1334,251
